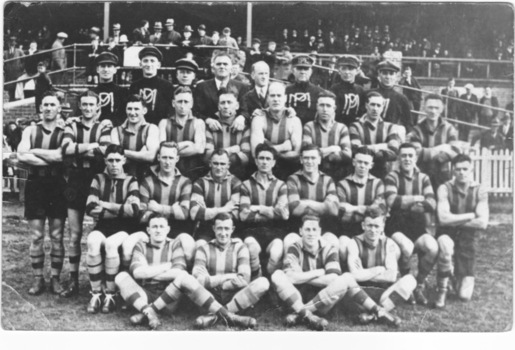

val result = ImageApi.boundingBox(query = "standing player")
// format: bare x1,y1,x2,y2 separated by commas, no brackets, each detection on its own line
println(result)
330,55,366,126
193,213,269,329
303,91,352,181
345,207,416,321
129,47,174,125
60,91,112,298
158,86,206,180
271,215,401,331
116,214,258,330
239,143,289,279
84,144,140,313
190,150,242,248
407,94,461,190
384,143,438,305
285,55,327,125
92,51,128,126
372,60,413,132
434,154,489,308
250,82,303,180
349,91,402,179
111,94,160,181
17,92,66,295
205,89,251,180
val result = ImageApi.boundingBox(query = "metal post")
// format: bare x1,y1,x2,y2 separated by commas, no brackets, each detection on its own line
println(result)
428,61,431,78
73,43,77,84
246,3,252,48
486,63,490,79
104,2,110,42
457,62,461,78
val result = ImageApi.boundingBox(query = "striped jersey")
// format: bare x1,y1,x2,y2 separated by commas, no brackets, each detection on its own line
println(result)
192,239,250,289
337,174,385,223
407,119,458,162
140,165,191,221
190,173,242,221
384,168,436,213
26,123,65,175
349,116,401,152
351,233,397,269
85,171,140,219
239,172,289,223
62,118,112,169
130,238,186,286
114,119,152,178
287,170,339,218
206,116,251,166
253,108,301,145
283,239,341,275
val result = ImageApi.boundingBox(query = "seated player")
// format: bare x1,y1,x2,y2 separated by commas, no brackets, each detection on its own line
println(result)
349,91,402,179
302,91,352,181
205,88,251,180
122,141,195,271
111,94,160,181
284,143,339,250
158,86,206,180
346,207,417,321
192,213,270,329
84,144,140,314
250,81,303,180
115,213,258,330
384,143,438,305
271,215,401,331
407,94,462,190
434,154,489,308
60,91,112,298
190,149,241,248
239,143,289,279
17,91,66,295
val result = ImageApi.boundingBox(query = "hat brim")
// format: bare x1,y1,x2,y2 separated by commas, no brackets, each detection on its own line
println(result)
96,60,117,66
379,67,399,72
176,66,197,72
294,64,312,68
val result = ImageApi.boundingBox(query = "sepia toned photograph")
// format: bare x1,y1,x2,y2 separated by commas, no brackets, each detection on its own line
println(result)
1,0,513,338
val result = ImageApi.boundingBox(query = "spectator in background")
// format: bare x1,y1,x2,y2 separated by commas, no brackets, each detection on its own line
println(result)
478,86,499,127
500,105,513,151
24,40,40,76
180,25,194,49
289,29,302,52
276,45,293,81
462,50,477,78
38,25,52,50
263,41,277,78
149,22,163,45
51,32,67,71
111,23,123,44
211,31,220,46
458,83,479,141
34,61,53,113
194,24,212,46
399,66,422,123
471,117,505,151
219,27,239,49
440,77,460,118
86,27,101,84
325,31,340,54
248,38,263,67
4,35,25,101
278,28,289,47
4,121,22,152
133,20,150,45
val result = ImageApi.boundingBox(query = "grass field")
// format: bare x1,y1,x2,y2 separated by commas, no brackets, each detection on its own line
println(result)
1,195,513,333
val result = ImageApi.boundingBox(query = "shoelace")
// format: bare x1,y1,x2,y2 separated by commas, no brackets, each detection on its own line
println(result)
104,293,116,307
90,291,102,305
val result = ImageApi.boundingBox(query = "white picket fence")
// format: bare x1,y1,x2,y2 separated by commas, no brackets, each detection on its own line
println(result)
470,147,513,196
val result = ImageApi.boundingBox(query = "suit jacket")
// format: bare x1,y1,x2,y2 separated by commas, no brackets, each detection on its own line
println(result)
479,96,499,125
132,27,150,44
4,46,25,80
194,79,250,121
244,87,269,116
459,93,479,122
194,35,213,46
159,30,182,45
51,40,67,70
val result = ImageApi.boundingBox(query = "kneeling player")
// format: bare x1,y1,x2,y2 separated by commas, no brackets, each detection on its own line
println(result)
239,143,289,279
116,214,257,330
192,213,270,329
85,145,140,313
384,143,438,305
345,207,417,319
272,215,401,331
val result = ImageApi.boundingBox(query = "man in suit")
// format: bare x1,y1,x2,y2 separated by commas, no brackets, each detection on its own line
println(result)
440,77,460,119
194,51,250,133
458,83,479,142
194,24,212,46
244,61,270,116
4,35,25,101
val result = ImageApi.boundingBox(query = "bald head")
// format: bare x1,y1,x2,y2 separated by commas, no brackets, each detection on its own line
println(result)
251,61,270,88
267,82,287,112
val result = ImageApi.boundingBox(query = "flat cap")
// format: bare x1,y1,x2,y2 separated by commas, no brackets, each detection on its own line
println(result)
95,51,118,66
292,55,314,68
183,25,193,32
57,32,68,39
464,83,474,90
377,60,400,72
337,55,360,68
165,19,175,26
119,34,129,43
198,24,206,30
154,22,163,30
112,23,121,30
138,46,163,61
175,58,199,72
252,38,261,45
282,45,291,51
90,27,100,34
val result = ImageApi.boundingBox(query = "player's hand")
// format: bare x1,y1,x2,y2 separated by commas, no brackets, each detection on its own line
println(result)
410,202,425,213
99,119,113,130
249,205,261,212
230,115,246,132
147,200,161,213
89,206,103,219
65,116,80,126
206,118,222,132
222,200,238,213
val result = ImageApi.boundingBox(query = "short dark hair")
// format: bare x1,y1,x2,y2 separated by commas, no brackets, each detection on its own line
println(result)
212,51,232,64
300,143,323,158
210,148,230,161
217,87,238,99
158,141,179,155
363,205,386,219
126,94,147,108
255,142,278,160
174,86,193,97
140,20,149,27
41,91,61,103
301,214,321,226
213,212,233,224
424,93,443,103
365,91,384,103
105,144,125,157
148,213,169,225
354,146,375,158
398,142,417,153
79,90,100,104
317,91,336,103
447,77,455,82
452,153,472,166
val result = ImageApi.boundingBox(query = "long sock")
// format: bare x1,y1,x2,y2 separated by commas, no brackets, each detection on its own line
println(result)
417,252,436,284
273,272,304,312
177,273,224,314
87,253,103,292
226,278,269,313
151,281,182,312
348,288,379,312
105,255,120,292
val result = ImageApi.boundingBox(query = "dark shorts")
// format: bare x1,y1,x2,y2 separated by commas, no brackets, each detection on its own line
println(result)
239,224,288,248
64,169,96,211
298,284,322,303
25,175,67,220
209,287,238,306
94,219,138,238
385,212,428,240
437,228,478,278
